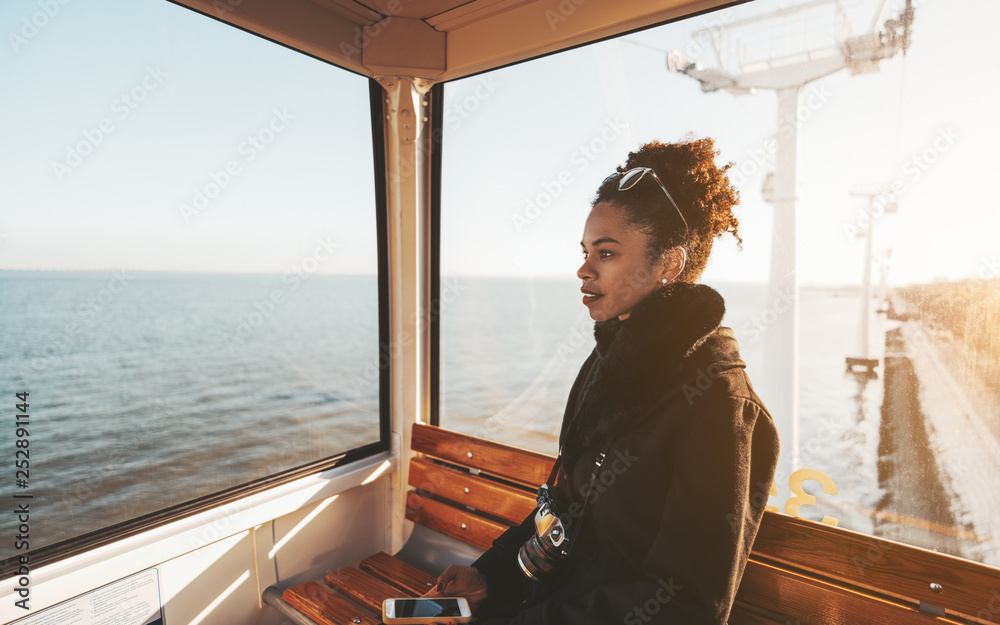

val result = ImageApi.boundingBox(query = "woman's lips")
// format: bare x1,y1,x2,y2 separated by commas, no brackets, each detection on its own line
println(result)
581,288,603,306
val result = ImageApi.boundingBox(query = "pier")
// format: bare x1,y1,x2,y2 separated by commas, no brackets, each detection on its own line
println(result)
875,294,1000,565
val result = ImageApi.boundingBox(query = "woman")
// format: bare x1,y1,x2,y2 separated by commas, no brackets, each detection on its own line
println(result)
427,138,779,624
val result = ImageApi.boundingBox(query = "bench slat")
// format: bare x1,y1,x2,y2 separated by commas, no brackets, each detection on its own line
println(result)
753,512,1000,622
359,551,438,596
282,581,380,625
325,566,414,613
412,422,554,488
409,456,537,524
736,559,967,625
405,490,510,551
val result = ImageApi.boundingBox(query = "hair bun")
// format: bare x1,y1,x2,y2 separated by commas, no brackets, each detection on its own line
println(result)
594,137,741,282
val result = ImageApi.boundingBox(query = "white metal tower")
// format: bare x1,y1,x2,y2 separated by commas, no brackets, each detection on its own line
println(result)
846,186,897,377
668,0,914,473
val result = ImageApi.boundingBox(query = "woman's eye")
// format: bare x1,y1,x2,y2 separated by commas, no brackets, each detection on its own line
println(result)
599,250,612,259
581,251,589,259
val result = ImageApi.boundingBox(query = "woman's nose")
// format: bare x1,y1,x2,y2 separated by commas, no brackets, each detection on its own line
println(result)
577,259,594,280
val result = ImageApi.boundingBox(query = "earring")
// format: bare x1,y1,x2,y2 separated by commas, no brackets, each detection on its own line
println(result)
661,278,668,285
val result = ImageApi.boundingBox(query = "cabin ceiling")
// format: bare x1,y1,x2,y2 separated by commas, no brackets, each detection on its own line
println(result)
171,0,742,82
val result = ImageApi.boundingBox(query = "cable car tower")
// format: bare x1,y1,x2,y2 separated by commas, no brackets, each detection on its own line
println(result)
846,184,897,378
668,0,914,472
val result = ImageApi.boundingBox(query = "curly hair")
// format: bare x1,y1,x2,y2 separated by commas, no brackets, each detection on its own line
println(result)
593,137,741,283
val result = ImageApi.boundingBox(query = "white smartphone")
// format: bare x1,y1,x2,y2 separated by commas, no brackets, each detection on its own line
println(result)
381,597,472,624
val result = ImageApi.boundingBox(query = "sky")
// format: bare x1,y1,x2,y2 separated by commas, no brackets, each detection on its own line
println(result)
440,0,1000,285
0,0,378,276
1,0,998,285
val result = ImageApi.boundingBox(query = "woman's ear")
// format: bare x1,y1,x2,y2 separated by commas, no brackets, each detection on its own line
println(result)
659,247,686,284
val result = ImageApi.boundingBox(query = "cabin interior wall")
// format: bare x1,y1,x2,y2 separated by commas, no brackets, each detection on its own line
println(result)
171,0,738,82
169,0,372,75
1,473,393,625
270,477,390,590
442,0,737,79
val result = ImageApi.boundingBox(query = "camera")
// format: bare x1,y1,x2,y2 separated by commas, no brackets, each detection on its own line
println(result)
517,484,576,582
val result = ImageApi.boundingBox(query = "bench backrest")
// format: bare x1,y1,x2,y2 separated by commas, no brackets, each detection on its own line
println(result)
738,513,1000,624
406,422,553,550
406,423,1000,624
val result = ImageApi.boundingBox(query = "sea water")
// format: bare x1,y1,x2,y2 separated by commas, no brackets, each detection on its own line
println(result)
0,271,898,558
1,270,380,550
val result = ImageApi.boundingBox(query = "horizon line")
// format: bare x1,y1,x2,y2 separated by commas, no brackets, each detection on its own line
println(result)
0,267,973,289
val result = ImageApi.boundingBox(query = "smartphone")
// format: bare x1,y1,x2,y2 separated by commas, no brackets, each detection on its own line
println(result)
381,597,472,624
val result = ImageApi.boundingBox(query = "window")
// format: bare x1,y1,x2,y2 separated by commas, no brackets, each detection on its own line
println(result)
437,0,1000,568
0,0,385,567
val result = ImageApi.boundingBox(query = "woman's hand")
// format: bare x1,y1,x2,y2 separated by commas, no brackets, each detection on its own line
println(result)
421,563,489,624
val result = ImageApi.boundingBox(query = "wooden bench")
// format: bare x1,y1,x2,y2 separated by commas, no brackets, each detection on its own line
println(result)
271,424,1000,624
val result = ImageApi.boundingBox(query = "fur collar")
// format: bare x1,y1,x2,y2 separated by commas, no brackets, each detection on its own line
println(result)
560,282,726,454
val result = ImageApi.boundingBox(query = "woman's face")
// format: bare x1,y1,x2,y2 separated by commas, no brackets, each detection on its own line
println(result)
578,202,668,322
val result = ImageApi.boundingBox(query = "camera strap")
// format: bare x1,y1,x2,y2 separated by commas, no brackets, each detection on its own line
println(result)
544,456,561,487
545,440,613,533
581,441,612,506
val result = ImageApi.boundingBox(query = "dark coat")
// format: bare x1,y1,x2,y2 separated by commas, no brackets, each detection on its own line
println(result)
472,282,779,624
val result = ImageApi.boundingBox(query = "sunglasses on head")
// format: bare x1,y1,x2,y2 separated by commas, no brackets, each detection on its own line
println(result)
605,167,689,237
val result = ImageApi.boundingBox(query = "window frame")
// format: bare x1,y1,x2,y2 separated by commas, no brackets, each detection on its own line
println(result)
429,83,445,427
0,66,390,583
428,0,998,575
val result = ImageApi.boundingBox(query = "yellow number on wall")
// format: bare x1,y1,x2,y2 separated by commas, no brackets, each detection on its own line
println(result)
784,468,839,526
765,479,779,513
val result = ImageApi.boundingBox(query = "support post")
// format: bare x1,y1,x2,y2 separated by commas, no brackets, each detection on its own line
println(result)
858,197,874,360
762,85,802,479
377,75,434,555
